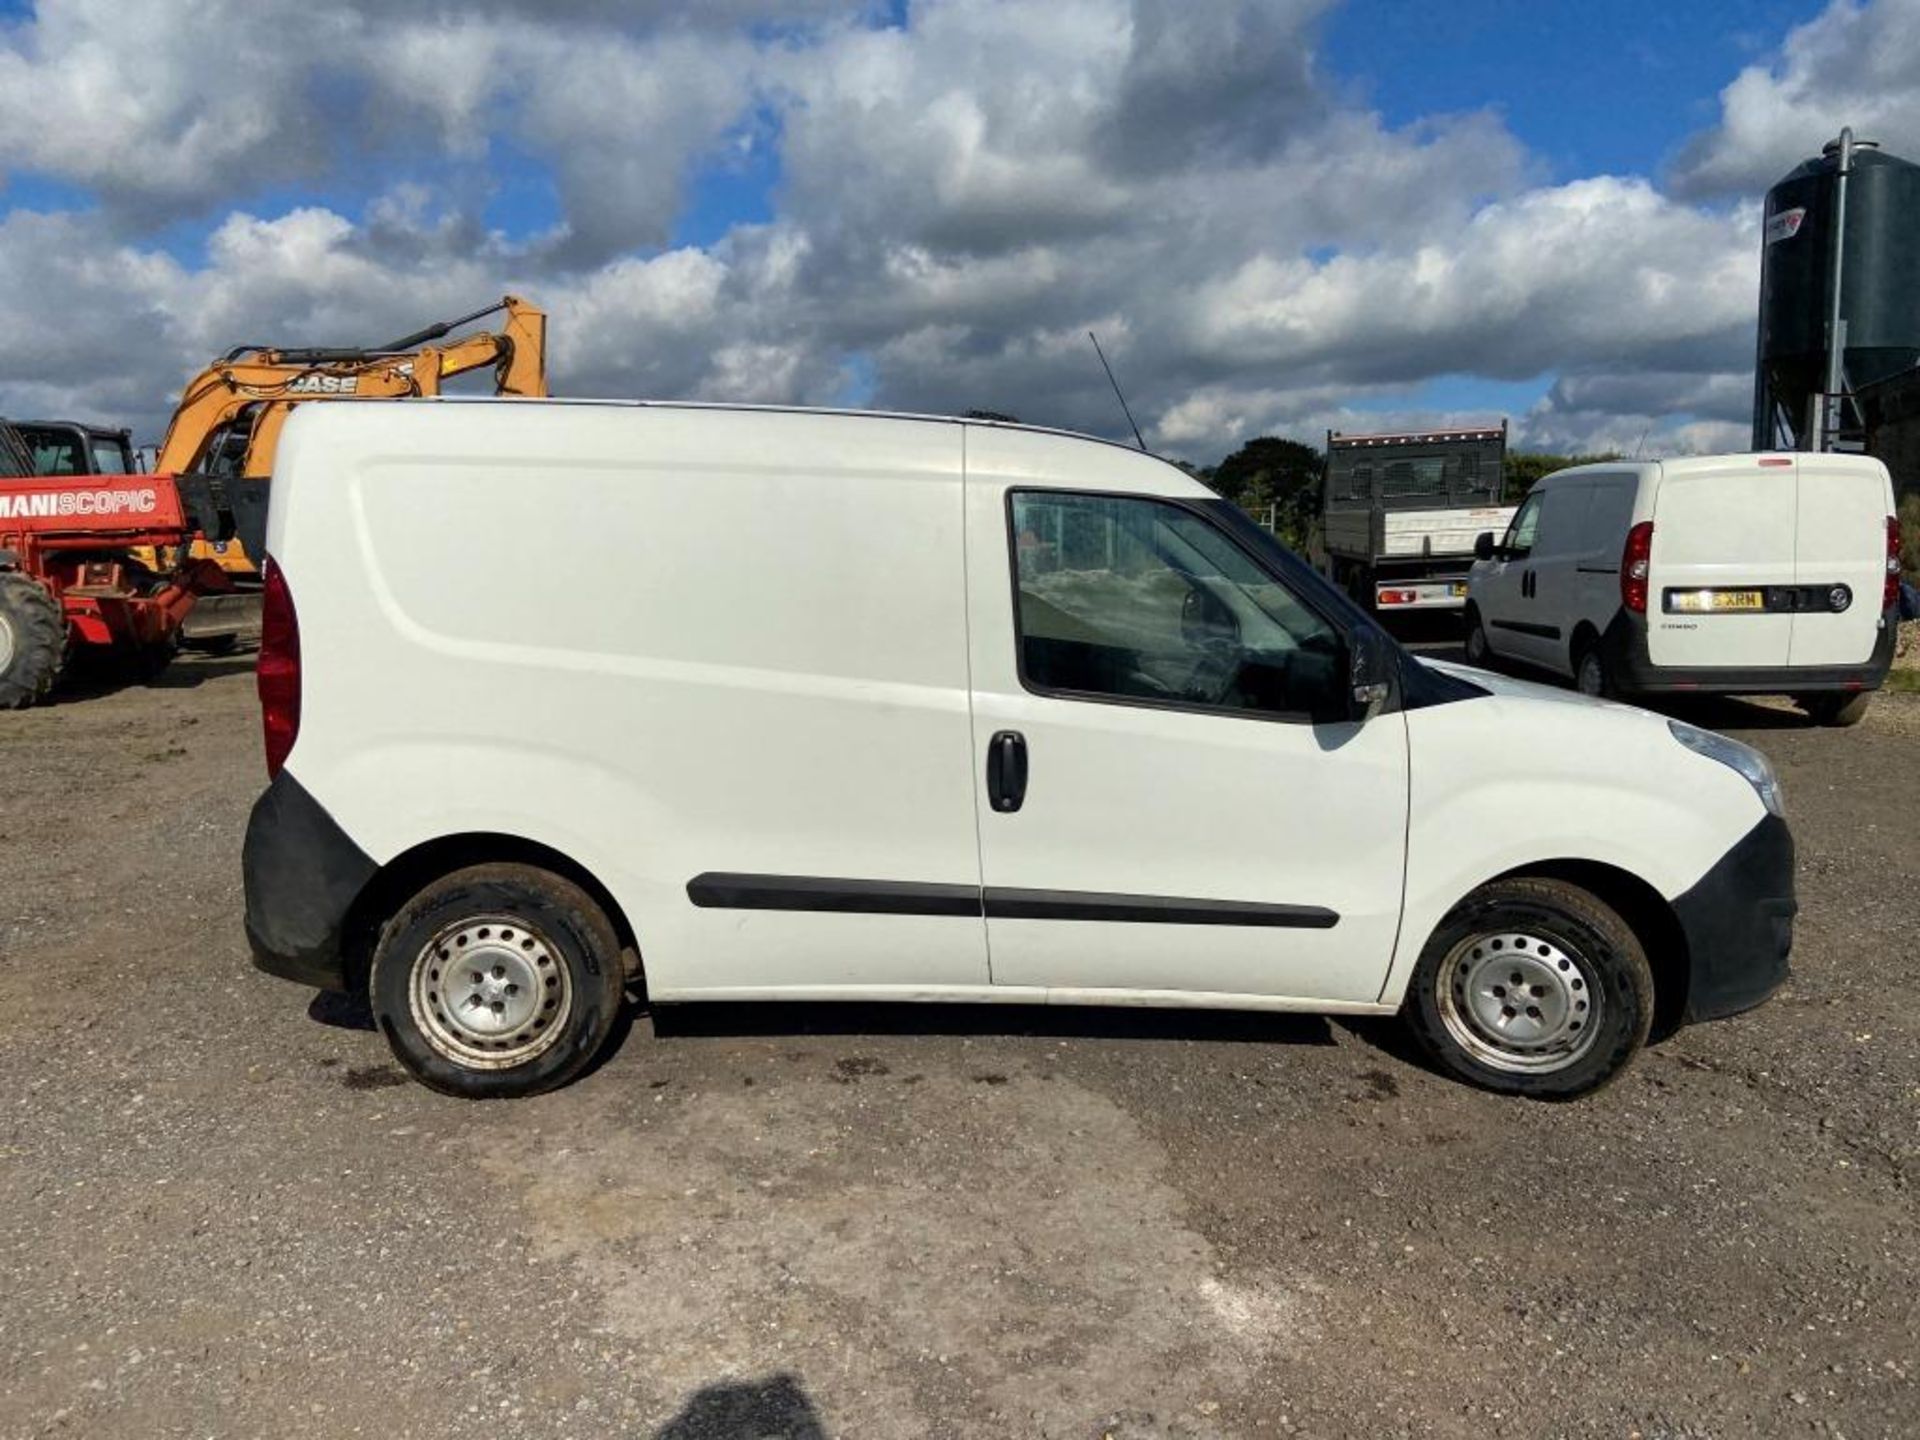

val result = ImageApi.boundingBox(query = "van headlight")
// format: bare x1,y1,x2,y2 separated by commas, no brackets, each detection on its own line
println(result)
1668,720,1784,817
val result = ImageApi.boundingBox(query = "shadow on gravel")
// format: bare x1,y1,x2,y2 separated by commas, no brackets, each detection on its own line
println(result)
650,999,1335,1048
48,653,257,705
307,990,375,1031
653,1372,826,1440
1659,694,1818,730
149,654,258,688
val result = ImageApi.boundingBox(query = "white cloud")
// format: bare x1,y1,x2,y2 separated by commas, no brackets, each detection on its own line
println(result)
1674,0,1920,198
0,0,1802,465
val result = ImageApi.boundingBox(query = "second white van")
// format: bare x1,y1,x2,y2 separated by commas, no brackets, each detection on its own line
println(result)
1465,453,1899,724
244,401,1798,1101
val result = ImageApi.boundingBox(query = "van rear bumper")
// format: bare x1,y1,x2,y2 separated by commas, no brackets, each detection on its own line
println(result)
1601,607,1898,695
242,771,376,992
1672,813,1796,1023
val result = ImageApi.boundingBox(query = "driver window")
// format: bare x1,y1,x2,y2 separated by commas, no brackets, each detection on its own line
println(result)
1010,491,1344,720
1504,493,1543,554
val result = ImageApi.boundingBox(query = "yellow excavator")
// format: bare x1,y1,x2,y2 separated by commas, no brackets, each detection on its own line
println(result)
150,297,547,637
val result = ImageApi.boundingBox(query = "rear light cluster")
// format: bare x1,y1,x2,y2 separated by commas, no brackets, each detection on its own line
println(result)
1620,521,1654,614
258,556,301,778
1377,588,1419,607
1888,515,1902,612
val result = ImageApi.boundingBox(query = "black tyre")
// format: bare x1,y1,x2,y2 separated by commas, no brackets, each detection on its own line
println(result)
1572,636,1615,699
0,571,67,710
132,635,180,682
368,864,628,1098
1404,877,1653,1099
1800,691,1872,728
1462,603,1493,668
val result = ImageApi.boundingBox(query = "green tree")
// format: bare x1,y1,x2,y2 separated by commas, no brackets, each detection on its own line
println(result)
1504,451,1620,496
1204,436,1324,547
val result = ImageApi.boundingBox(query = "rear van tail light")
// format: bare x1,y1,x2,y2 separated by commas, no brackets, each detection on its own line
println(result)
1621,521,1654,614
258,556,301,778
1887,516,1902,611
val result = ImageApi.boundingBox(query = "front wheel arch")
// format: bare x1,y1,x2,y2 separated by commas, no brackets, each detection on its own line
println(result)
341,833,642,996
1488,859,1689,1040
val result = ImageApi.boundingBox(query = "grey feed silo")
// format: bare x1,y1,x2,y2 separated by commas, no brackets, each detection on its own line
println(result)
1752,136,1920,451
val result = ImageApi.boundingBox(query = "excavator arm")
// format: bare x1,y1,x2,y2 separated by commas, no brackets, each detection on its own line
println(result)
154,296,548,479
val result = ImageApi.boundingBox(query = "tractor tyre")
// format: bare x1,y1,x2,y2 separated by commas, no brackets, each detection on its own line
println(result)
0,571,67,710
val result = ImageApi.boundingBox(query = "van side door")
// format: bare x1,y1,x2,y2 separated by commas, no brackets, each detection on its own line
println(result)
1527,482,1593,677
1480,490,1544,664
962,432,1410,1004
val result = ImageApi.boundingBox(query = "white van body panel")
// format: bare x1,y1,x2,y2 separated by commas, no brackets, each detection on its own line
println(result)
271,402,990,998
1383,662,1764,1005
262,399,1775,1022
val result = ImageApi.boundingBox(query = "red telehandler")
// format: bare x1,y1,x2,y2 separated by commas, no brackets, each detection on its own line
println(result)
0,419,229,708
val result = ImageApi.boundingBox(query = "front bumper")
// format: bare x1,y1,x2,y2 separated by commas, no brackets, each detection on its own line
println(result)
1672,813,1796,1023
242,771,377,992
1601,607,1898,696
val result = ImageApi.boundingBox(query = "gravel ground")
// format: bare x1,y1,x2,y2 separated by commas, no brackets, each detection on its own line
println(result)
1,651,1916,1440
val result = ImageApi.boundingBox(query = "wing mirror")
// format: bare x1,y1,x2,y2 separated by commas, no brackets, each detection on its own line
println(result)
1473,531,1497,562
1348,624,1394,721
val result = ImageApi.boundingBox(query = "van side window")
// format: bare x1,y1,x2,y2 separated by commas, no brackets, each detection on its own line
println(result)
1585,480,1636,551
1533,484,1591,558
1503,492,1543,554
1009,491,1344,721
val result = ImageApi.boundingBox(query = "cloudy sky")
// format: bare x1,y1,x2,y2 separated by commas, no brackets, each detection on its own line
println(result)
0,0,1915,463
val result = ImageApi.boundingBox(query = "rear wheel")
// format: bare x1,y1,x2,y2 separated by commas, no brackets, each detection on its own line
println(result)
369,864,628,1098
1800,691,1872,728
1404,877,1653,1099
0,572,67,710
1573,638,1614,699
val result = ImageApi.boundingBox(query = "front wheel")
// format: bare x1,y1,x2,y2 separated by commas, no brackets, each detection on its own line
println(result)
1404,877,1653,1099
369,864,628,1098
1462,604,1492,668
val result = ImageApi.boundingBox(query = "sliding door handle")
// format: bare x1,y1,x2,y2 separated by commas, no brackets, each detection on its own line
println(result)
986,730,1028,813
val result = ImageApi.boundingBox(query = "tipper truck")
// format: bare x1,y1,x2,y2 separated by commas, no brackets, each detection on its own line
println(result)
1322,423,1516,614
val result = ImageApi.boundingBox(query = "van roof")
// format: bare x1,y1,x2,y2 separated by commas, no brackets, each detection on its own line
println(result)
1537,451,1891,484
396,394,1159,461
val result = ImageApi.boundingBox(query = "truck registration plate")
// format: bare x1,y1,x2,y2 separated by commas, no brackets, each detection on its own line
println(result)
1669,589,1765,613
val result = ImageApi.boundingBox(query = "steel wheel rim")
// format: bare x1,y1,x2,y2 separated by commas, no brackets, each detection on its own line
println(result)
1435,929,1602,1074
408,914,573,1069
0,612,15,675
1465,624,1486,663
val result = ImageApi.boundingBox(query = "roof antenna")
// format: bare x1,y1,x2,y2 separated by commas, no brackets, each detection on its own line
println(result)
1088,331,1147,451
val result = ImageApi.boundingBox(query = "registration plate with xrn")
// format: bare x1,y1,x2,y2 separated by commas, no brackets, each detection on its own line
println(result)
1668,589,1765,613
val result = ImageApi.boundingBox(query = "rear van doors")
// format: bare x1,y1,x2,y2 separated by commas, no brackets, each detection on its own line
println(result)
959,427,1411,1005
1647,457,1797,670
1646,454,1888,672
1789,454,1890,667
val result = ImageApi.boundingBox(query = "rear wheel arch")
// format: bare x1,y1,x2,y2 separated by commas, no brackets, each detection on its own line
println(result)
1491,858,1689,1040
342,833,641,993
1568,620,1601,670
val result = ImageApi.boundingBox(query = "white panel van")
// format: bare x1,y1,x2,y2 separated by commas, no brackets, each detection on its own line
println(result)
1464,454,1899,724
244,401,1798,1100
